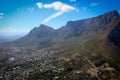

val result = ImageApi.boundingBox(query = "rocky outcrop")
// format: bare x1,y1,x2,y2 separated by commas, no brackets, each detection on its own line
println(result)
87,63,119,80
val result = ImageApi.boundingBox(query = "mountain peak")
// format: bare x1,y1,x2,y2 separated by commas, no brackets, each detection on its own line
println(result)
39,24,49,28
38,24,54,30
98,10,120,18
28,24,55,37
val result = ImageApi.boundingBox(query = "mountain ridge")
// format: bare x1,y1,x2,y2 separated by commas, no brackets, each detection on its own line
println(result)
0,10,120,49
0,10,120,79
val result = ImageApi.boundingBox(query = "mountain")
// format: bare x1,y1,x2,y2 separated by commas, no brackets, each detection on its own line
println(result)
2,10,120,64
28,24,55,37
57,10,120,39
18,24,55,48
3,10,119,47
52,10,120,71
0,24,55,48
1,10,120,65
53,10,120,52
0,10,120,79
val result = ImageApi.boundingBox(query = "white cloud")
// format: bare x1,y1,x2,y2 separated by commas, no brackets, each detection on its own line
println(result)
36,2,43,8
90,2,101,7
70,0,76,2
36,1,77,23
42,11,64,23
0,12,4,19
28,8,34,13
36,2,75,12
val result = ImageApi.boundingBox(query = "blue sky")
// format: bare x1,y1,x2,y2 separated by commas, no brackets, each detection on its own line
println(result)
0,0,120,36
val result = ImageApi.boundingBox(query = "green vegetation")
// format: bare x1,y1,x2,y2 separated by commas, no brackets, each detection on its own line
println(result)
84,39,102,55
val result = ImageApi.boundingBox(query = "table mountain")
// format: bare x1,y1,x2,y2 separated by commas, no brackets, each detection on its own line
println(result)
0,10,120,79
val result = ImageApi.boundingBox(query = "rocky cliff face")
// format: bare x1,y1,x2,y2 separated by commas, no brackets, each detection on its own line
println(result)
56,10,120,40
28,24,55,37
108,22,120,47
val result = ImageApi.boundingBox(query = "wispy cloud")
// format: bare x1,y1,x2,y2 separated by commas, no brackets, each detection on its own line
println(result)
90,2,101,7
36,1,77,23
70,0,76,2
28,8,34,13
0,12,4,19
36,2,43,8
42,11,64,23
